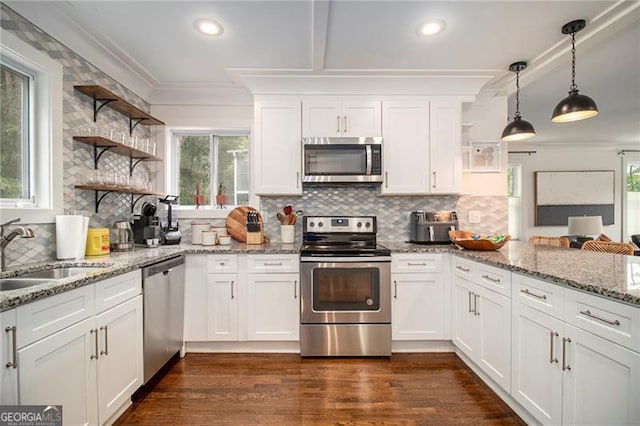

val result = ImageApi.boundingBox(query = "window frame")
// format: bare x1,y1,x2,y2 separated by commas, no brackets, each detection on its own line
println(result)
167,128,250,218
622,154,640,242
0,29,63,224
507,163,522,240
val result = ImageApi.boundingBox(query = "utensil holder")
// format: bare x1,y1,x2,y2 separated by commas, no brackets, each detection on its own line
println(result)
280,225,294,244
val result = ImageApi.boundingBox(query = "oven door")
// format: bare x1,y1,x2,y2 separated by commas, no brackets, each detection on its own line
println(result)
300,257,391,324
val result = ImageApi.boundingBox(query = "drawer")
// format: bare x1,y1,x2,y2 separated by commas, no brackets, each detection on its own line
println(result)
391,253,443,273
247,254,299,274
207,254,238,273
563,289,640,353
452,256,475,281
474,263,511,297
16,284,95,348
94,270,141,314
513,273,563,319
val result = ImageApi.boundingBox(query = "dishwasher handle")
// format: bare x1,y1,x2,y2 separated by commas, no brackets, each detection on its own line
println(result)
143,256,184,279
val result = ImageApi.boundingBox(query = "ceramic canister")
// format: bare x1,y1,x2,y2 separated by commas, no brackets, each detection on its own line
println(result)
201,231,217,246
191,221,211,244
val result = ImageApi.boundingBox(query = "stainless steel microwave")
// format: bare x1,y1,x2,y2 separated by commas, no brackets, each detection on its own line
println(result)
302,137,383,183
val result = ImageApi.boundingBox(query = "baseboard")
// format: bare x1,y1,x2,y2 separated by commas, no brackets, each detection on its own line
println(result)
392,340,454,353
185,341,301,353
454,349,540,426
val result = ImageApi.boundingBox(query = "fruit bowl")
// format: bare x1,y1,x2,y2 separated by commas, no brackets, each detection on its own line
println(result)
449,230,511,251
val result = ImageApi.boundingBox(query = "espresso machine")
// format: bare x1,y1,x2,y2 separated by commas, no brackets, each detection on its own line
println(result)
132,201,161,245
158,195,181,245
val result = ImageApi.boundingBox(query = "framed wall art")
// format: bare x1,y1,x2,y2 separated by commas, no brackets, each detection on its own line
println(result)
470,141,501,172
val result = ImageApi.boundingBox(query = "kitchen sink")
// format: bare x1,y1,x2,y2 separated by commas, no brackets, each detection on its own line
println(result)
17,266,106,280
0,278,52,291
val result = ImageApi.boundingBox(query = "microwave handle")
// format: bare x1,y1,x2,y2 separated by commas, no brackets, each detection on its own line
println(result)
366,145,372,175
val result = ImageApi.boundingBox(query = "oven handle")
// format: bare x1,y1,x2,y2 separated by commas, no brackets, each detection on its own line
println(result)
301,256,391,263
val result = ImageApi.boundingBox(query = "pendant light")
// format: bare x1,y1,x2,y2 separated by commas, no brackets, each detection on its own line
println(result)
501,61,536,142
551,19,598,123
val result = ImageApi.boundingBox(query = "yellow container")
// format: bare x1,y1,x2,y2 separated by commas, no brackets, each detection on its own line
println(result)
85,228,110,256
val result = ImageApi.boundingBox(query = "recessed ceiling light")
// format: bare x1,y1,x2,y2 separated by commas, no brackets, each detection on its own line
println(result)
417,19,446,37
194,18,224,36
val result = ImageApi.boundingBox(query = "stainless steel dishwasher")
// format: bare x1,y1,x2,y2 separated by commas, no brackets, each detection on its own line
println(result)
142,255,185,383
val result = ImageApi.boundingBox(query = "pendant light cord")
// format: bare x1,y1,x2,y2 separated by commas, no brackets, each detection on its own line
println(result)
570,32,577,91
514,68,521,119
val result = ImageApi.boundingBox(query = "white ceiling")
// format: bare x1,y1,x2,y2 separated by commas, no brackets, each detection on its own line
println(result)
6,0,640,146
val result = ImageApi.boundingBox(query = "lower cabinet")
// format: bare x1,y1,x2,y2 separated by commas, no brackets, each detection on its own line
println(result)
207,273,239,340
1,309,18,405
247,273,299,340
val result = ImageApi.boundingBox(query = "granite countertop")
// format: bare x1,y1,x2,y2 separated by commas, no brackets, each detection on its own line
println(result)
2,240,639,311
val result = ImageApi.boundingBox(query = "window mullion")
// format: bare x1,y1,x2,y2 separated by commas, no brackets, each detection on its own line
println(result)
25,73,34,201
211,135,218,206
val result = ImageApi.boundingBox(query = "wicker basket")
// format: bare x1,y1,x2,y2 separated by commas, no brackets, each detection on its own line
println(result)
449,230,511,251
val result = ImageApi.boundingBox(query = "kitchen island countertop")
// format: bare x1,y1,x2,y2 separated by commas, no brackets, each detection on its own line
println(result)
2,240,639,311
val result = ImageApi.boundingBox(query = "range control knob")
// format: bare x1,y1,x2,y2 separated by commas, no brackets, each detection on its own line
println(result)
365,222,371,228
357,222,362,228
318,221,324,228
309,221,315,228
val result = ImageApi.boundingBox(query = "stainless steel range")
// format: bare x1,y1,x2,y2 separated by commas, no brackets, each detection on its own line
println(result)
300,215,391,357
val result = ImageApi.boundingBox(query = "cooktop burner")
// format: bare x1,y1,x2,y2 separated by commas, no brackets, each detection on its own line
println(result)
301,215,389,257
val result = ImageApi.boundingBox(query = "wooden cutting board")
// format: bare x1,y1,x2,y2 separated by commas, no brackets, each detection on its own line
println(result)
226,206,268,243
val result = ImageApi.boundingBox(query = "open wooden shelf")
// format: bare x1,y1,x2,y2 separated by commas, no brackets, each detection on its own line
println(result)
75,184,162,213
73,136,161,160
74,85,164,133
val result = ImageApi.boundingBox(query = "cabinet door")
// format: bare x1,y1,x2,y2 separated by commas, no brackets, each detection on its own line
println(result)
254,100,302,195
1,309,18,405
451,277,479,359
342,99,381,137
562,324,640,425
184,255,208,341
302,98,342,137
247,273,299,341
381,100,430,194
392,273,444,340
96,295,143,424
477,288,512,392
429,100,461,194
207,273,239,340
19,317,99,426
511,302,563,425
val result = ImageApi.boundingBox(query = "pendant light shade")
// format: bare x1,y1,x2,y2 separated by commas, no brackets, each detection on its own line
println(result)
551,19,599,123
501,61,536,142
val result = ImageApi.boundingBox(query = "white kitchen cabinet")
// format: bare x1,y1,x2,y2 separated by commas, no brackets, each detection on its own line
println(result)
302,97,381,137
246,273,299,340
1,309,18,405
429,100,461,193
96,295,143,424
207,273,239,340
19,316,99,426
381,100,430,194
183,255,208,341
247,254,300,341
391,253,447,341
253,99,302,195
451,259,511,392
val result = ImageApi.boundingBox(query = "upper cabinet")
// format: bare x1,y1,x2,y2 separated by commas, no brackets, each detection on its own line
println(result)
302,97,381,137
253,99,302,195
381,98,462,195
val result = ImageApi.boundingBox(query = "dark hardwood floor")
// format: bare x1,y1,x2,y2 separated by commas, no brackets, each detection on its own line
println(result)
115,353,525,425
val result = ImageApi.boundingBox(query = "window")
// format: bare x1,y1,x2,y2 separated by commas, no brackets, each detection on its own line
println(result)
508,164,522,240
0,29,62,224
623,156,640,241
170,131,249,208
0,60,32,202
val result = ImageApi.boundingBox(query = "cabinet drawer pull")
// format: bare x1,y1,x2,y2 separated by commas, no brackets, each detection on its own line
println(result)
468,291,474,313
520,288,547,300
100,325,109,356
231,280,235,299
549,331,559,364
343,115,348,133
90,328,99,360
5,326,17,369
432,171,436,188
296,172,300,189
474,294,480,316
294,280,297,299
562,337,571,371
394,280,398,299
385,172,388,188
263,262,283,266
456,265,470,273
579,309,620,326
407,262,427,266
336,115,341,133
482,274,501,283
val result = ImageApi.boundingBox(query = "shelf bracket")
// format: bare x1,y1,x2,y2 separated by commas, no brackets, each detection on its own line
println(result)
94,145,115,169
129,156,146,176
131,194,149,213
129,117,147,135
93,98,117,122
94,190,115,213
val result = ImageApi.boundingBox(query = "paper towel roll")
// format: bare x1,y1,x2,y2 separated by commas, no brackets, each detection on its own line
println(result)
56,215,88,260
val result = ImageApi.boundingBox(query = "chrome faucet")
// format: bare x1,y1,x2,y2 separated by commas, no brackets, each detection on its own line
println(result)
1,218,36,271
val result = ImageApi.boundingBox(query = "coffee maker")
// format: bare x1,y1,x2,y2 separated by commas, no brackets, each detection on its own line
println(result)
409,211,458,243
132,201,161,245
158,195,181,245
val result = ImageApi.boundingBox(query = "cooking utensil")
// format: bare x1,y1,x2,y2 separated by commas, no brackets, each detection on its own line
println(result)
276,212,285,224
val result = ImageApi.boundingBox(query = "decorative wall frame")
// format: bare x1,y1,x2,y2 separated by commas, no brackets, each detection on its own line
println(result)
470,141,502,172
534,170,615,226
